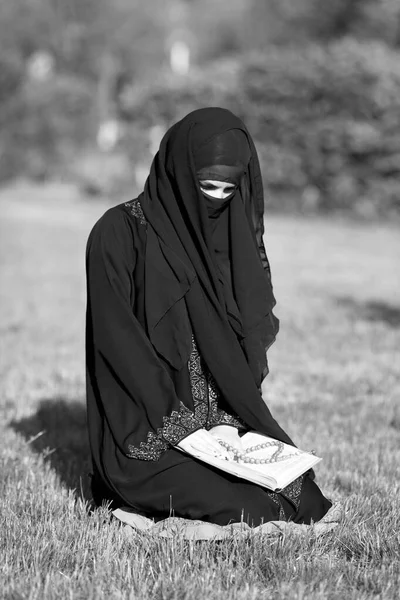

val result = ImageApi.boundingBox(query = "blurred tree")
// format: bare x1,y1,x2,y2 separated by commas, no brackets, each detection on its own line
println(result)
0,0,169,163
2,0,400,78
352,0,400,46
246,0,313,46
0,0,54,58
186,0,247,61
306,0,400,44
246,0,400,47
0,0,168,79
305,0,368,40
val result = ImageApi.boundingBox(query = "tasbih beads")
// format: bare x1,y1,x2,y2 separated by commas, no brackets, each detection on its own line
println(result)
217,439,299,464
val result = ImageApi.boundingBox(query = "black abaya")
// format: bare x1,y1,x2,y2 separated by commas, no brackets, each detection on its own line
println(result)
86,201,331,524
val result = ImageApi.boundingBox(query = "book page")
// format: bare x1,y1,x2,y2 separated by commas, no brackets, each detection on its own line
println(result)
235,451,321,490
183,431,321,491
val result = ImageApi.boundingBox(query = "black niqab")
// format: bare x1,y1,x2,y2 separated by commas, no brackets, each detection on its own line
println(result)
140,107,292,445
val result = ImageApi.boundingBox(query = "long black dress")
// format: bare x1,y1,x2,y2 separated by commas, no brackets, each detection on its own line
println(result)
86,199,331,526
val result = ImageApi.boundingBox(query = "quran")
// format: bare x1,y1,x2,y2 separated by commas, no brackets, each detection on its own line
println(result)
182,431,321,492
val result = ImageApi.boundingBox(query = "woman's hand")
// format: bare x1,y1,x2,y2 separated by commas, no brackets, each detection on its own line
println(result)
209,425,243,454
176,428,231,459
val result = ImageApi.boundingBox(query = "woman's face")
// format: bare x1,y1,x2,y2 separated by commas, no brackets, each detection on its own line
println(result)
199,179,236,199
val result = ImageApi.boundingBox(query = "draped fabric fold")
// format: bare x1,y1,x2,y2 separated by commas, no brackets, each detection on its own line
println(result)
140,107,291,445
144,225,195,370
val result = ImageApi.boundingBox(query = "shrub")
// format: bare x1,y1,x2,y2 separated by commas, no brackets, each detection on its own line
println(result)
237,39,400,217
0,69,93,182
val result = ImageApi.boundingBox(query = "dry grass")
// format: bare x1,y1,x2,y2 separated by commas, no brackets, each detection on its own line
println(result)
1,182,399,599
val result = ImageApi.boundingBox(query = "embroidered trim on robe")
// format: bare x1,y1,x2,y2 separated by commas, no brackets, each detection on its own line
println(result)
127,336,245,460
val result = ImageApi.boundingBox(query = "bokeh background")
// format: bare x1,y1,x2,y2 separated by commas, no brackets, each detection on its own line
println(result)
2,0,400,218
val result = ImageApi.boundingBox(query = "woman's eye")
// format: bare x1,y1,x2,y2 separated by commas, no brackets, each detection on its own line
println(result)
199,182,236,196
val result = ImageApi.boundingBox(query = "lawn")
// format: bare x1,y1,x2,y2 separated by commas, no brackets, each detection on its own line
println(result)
1,182,399,599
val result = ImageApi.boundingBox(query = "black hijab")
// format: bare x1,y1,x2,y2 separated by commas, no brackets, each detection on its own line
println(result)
140,107,292,445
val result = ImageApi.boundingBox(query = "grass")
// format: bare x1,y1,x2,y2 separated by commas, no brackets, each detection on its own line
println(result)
1,181,399,599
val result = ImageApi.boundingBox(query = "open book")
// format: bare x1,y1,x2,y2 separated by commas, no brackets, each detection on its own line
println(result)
182,431,321,492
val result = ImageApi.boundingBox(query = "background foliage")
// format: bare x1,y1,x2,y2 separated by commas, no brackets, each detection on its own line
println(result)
1,0,400,218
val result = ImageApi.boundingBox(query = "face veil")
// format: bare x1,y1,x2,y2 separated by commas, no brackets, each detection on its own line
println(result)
139,107,292,446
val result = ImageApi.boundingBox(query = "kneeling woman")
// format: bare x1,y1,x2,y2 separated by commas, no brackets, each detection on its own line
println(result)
85,107,331,525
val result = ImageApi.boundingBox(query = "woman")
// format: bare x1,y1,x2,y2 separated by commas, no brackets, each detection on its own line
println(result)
86,107,331,526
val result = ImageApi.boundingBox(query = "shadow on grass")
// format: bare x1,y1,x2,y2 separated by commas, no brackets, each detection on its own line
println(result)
10,397,93,502
336,297,400,328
